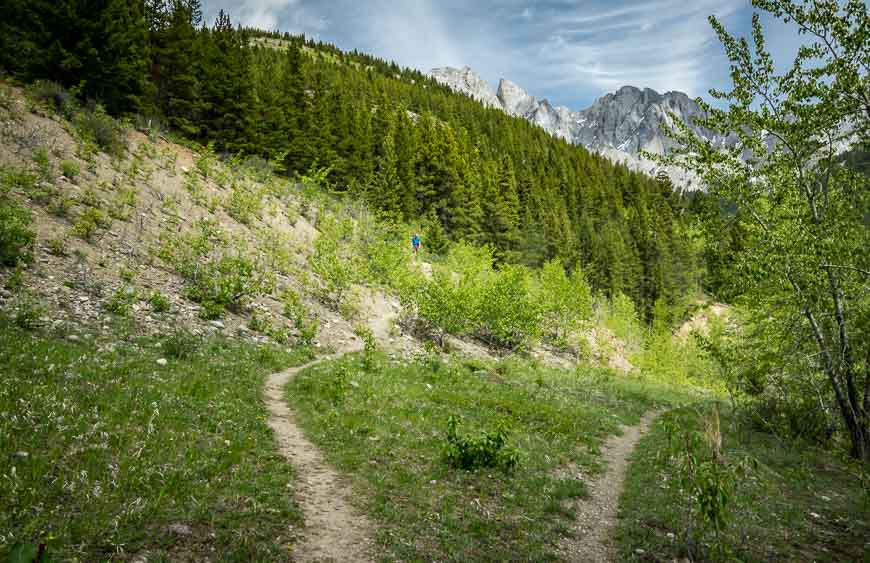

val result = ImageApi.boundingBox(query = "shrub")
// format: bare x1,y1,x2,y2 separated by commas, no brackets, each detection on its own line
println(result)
309,215,361,306
444,416,519,471
105,286,137,316
282,288,319,345
0,197,35,266
184,255,274,319
195,142,219,179
27,80,75,116
60,160,80,180
249,310,273,333
162,330,201,360
402,242,492,344
32,147,53,181
119,265,136,283
0,166,39,194
75,107,126,157
478,265,541,349
109,187,137,221
538,259,593,343
148,291,171,313
5,263,25,292
224,181,266,225
46,236,69,257
48,196,73,218
72,208,109,241
12,293,43,330
661,407,756,559
354,325,377,370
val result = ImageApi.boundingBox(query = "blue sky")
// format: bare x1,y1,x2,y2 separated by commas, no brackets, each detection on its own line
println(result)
202,0,804,110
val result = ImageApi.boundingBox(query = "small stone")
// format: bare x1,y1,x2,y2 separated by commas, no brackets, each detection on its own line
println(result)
635,548,646,555
166,523,193,536
210,320,225,329
12,451,29,459
156,358,168,366
67,335,80,342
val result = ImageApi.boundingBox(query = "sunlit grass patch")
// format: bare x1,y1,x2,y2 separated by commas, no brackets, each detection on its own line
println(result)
287,352,691,561
616,406,870,562
0,319,312,561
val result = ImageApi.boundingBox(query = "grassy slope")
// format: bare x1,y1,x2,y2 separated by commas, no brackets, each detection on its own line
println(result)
0,319,313,561
616,406,870,562
286,351,694,562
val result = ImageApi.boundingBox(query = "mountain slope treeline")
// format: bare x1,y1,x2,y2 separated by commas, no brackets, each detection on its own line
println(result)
0,0,701,318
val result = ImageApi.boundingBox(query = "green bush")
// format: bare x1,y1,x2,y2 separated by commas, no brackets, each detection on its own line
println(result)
27,80,75,117
309,215,361,306
48,195,73,217
148,291,171,313
184,255,274,319
60,160,80,180
224,181,265,225
32,148,53,181
0,166,39,194
72,208,109,241
402,242,491,344
0,197,35,266
444,415,519,471
161,330,201,360
75,107,126,157
478,265,541,349
538,259,593,343
354,325,377,370
46,236,69,257
105,286,137,316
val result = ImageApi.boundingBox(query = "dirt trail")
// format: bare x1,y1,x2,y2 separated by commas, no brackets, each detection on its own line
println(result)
264,349,375,563
559,411,660,562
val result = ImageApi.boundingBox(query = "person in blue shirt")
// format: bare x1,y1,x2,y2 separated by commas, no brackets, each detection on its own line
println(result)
411,233,421,256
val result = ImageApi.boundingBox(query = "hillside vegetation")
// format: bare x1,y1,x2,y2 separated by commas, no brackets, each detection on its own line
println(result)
1,0,868,561
1,0,701,321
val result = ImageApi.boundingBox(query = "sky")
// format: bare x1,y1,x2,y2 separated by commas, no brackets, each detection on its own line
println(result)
201,0,805,110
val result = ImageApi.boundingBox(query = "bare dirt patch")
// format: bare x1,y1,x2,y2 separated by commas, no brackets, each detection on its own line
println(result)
264,349,377,563
559,411,659,562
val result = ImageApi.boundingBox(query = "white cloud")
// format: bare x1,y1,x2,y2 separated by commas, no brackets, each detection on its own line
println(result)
354,1,466,71
204,0,327,33
517,0,745,98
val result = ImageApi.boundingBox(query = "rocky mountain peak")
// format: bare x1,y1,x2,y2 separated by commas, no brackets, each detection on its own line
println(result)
428,65,719,189
430,65,501,109
496,78,538,117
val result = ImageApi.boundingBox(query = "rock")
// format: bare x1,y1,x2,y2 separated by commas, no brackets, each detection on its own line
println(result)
12,451,29,459
156,358,168,366
165,523,193,536
209,320,225,329
430,66,502,109
427,66,728,190
67,334,80,342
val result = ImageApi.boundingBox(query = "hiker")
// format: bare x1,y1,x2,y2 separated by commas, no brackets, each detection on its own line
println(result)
411,233,421,256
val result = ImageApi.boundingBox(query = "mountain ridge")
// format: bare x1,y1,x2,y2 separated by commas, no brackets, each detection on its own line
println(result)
430,66,712,188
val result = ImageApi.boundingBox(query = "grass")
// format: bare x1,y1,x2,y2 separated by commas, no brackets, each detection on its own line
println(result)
616,406,870,562
0,318,314,561
286,351,693,561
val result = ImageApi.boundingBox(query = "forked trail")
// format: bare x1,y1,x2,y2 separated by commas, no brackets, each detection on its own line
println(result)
559,411,660,562
264,351,374,562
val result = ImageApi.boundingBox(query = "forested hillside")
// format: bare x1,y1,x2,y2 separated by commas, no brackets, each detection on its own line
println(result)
0,0,699,319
